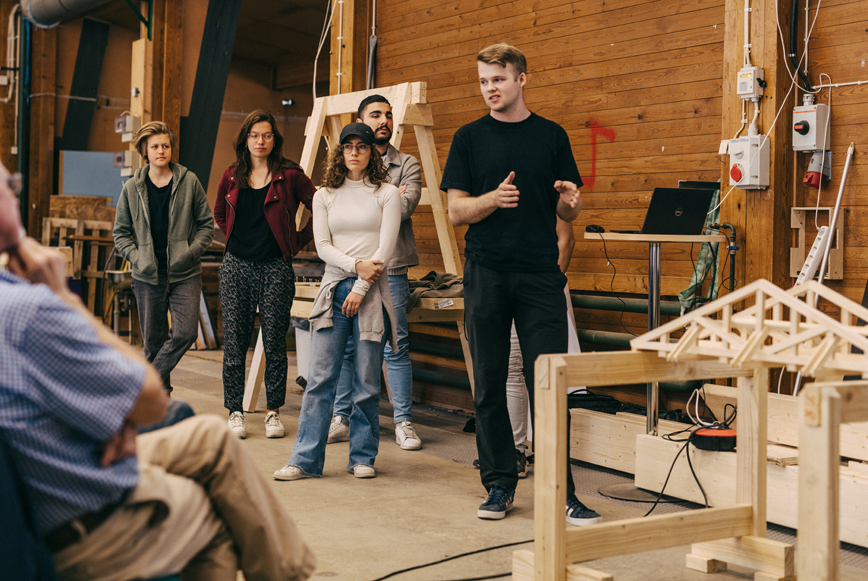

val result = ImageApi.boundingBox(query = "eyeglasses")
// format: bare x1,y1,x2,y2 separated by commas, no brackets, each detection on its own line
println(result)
5,173,22,197
248,132,274,142
341,143,369,154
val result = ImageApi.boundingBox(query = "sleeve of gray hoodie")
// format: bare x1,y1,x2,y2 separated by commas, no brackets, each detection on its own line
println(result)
188,177,215,258
112,183,138,264
396,152,422,221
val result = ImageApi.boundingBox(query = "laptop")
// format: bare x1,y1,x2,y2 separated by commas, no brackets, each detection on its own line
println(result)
614,187,715,235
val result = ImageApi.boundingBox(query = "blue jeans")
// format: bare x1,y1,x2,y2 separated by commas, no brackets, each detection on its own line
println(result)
333,274,412,424
288,278,387,475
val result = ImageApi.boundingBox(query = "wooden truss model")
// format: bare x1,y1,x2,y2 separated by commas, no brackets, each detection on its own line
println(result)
243,82,472,411
518,279,868,580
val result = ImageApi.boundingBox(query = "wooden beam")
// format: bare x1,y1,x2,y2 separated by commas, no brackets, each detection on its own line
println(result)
555,350,751,389
691,536,795,578
329,0,369,94
161,0,182,151
737,370,768,537
563,505,753,563
797,386,841,581
534,356,568,581
27,27,56,238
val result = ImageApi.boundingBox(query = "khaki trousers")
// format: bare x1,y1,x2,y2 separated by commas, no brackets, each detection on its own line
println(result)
52,415,316,581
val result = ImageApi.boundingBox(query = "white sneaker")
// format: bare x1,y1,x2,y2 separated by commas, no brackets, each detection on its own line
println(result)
395,421,422,450
326,416,349,444
228,411,246,439
349,465,376,478
265,412,285,438
273,465,310,481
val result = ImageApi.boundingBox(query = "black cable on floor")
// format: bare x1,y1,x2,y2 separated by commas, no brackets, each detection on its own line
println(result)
370,539,532,581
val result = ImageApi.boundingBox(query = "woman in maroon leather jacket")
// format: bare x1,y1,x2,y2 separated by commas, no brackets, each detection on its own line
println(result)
214,109,316,440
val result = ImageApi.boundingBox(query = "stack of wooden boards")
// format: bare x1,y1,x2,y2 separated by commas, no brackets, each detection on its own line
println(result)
570,382,868,546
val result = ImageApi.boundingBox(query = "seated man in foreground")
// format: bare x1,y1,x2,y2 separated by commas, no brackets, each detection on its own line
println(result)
0,161,314,580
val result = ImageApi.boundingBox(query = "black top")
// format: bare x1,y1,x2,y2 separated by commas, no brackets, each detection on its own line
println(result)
226,184,283,262
440,113,583,272
145,174,173,274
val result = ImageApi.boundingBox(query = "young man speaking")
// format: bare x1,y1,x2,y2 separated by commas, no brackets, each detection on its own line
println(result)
441,43,601,525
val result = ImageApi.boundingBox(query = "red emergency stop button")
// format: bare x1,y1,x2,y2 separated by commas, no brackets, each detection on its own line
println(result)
730,164,743,182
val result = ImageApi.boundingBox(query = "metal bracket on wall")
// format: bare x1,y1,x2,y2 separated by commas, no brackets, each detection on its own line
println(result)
790,206,844,280
122,0,153,41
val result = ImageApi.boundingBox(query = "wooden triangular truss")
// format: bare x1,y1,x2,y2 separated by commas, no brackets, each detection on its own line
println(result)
243,83,474,412
631,279,868,379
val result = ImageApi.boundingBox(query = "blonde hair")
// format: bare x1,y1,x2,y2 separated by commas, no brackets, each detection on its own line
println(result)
134,121,177,163
476,43,527,77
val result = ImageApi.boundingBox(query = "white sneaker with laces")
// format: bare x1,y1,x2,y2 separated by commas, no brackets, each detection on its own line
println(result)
326,416,349,444
265,411,285,438
228,411,246,439
395,421,422,450
349,465,376,478
273,465,310,481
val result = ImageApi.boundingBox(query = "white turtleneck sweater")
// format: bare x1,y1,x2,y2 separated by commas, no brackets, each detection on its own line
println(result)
313,177,401,296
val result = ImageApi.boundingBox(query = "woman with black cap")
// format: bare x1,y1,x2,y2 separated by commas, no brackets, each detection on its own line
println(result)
274,122,400,481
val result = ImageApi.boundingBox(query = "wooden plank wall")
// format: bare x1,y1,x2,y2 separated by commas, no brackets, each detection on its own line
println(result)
800,0,868,308
377,0,725,315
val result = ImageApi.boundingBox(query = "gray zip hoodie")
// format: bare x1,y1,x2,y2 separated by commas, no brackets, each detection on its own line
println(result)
113,162,215,285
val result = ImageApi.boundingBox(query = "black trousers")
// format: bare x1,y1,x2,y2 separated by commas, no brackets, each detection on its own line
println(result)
464,259,576,497
220,252,295,412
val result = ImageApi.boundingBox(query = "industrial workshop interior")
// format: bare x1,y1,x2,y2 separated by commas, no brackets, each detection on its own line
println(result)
5,0,868,579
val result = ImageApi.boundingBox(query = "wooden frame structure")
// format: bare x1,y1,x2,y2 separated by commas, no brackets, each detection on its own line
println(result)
519,279,868,580
798,379,868,580
243,82,471,412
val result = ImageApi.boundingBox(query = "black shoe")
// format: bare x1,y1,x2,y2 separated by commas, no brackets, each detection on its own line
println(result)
478,486,515,520
566,497,602,526
516,449,528,479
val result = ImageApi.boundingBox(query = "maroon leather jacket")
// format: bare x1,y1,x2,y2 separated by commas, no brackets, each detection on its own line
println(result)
214,166,316,261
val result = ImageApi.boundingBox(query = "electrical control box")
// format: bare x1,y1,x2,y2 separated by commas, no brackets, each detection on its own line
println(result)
792,103,830,151
728,135,770,190
114,115,141,143
737,66,765,100
114,150,141,177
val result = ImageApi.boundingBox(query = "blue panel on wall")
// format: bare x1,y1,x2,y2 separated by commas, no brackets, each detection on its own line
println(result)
61,151,130,206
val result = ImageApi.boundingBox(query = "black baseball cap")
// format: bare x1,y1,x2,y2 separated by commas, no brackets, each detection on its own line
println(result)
339,122,375,145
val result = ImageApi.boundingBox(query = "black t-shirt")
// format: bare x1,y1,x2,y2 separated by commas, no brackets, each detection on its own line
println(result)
440,113,582,272
226,184,283,262
145,174,173,273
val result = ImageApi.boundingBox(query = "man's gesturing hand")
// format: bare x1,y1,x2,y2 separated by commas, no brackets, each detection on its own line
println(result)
554,180,580,208
492,171,520,208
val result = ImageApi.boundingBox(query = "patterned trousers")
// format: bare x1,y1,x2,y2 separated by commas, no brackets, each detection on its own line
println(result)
219,252,295,412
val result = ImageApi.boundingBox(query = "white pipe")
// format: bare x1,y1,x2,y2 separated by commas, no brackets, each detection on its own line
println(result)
1,5,19,105
336,0,344,94
744,0,751,66
817,142,855,284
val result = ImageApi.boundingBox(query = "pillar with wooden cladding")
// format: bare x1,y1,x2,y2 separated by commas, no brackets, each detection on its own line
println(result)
27,26,56,238
720,0,796,293
329,0,370,96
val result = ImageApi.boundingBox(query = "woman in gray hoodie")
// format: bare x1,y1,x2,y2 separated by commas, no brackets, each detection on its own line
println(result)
113,121,215,394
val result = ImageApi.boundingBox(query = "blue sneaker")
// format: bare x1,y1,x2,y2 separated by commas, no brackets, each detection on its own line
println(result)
566,496,602,526
477,486,515,520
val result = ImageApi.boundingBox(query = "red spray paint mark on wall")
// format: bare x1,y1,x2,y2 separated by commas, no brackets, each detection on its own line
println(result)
585,121,616,192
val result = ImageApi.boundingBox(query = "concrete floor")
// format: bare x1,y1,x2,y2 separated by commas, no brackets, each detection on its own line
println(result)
170,350,868,581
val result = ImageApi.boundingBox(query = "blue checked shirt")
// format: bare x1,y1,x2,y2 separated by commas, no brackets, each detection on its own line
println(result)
0,270,145,535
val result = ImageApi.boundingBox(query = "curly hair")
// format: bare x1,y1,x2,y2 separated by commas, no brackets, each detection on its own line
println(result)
321,144,390,189
231,109,302,188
